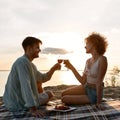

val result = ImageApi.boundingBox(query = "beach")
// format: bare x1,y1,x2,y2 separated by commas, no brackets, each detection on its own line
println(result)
0,84,120,106
44,84,120,100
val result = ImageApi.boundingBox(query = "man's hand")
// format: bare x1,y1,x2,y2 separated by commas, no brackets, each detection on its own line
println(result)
29,106,46,117
31,109,46,117
96,104,105,110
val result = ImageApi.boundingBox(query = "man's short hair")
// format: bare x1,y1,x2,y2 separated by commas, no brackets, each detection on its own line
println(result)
22,36,42,51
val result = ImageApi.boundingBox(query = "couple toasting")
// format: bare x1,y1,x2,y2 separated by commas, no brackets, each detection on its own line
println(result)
3,32,108,117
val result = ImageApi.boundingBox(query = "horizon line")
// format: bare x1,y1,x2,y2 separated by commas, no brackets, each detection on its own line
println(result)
0,69,114,71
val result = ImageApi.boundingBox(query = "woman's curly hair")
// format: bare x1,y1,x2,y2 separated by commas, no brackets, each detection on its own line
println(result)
85,32,108,55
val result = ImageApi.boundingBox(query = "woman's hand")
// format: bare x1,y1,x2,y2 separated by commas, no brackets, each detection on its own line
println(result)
63,60,72,70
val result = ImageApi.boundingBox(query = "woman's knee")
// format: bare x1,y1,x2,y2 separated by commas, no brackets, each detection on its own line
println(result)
61,90,67,97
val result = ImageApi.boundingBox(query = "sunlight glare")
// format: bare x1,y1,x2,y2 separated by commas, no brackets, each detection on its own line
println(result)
60,71,80,85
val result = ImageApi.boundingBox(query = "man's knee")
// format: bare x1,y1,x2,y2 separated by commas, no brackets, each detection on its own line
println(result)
37,82,43,93
46,91,54,99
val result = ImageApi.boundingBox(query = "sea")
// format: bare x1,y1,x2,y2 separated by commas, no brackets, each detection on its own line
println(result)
0,70,119,96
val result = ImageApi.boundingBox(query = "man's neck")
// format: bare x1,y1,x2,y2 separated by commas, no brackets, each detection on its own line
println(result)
25,53,33,61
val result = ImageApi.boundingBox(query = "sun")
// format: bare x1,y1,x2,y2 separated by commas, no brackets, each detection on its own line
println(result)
60,70,80,85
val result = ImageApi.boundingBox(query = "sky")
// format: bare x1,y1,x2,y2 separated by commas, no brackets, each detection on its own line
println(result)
0,0,120,70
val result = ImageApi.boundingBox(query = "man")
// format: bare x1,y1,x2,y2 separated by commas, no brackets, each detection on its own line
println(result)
3,36,61,117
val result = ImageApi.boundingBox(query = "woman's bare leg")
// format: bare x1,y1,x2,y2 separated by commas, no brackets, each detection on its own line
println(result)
62,85,86,96
62,95,90,105
61,85,90,105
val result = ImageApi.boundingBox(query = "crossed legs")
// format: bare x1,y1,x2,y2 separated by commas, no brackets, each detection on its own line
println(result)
37,82,54,105
61,85,90,105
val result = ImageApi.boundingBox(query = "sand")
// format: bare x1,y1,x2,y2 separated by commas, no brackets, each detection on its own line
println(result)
0,84,120,105
44,84,120,100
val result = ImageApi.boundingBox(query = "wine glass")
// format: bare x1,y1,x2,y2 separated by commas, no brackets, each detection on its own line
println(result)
57,59,63,64
63,59,69,70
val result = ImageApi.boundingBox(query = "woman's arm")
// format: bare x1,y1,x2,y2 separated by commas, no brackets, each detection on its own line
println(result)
96,56,108,105
64,60,86,85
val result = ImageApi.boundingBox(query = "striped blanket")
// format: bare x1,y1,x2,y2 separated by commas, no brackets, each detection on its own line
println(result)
0,99,120,120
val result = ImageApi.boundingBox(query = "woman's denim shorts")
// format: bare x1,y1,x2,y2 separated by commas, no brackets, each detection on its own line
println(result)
84,83,97,104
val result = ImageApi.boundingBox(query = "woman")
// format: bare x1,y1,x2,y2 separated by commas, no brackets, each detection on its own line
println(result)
62,32,108,108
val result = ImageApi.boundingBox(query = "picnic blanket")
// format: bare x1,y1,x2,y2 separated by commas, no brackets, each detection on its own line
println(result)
0,99,120,120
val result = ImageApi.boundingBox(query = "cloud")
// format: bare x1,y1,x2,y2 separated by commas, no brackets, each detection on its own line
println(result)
41,47,73,55
90,0,120,30
1,0,120,36
0,0,120,70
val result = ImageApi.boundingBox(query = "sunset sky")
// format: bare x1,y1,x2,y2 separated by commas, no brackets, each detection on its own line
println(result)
0,0,120,70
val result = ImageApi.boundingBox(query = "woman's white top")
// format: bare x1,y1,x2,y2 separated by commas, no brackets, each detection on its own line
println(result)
84,57,100,84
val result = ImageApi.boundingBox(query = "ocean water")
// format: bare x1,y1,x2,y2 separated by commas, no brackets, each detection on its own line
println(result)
0,70,119,96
